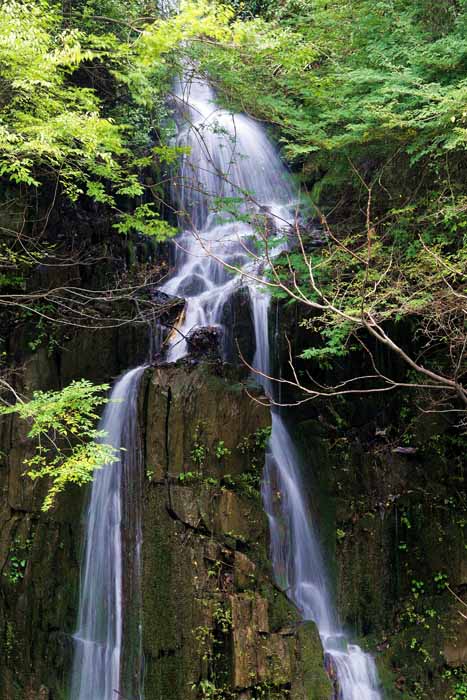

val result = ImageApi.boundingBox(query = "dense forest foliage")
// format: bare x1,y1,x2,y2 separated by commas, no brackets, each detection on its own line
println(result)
186,0,467,411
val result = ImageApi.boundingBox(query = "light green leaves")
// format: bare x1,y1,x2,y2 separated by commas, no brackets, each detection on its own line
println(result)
0,0,179,244
0,380,117,511
114,203,177,240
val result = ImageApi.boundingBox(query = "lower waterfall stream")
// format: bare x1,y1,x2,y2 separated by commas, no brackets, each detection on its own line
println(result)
70,367,145,700
70,74,383,699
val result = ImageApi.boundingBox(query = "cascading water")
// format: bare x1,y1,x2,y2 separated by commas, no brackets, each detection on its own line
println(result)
161,76,294,361
163,74,383,699
260,385,382,700
70,366,145,700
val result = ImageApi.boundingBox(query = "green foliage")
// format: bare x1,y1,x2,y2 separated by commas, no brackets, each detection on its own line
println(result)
215,440,231,460
218,427,271,499
212,601,232,633
196,0,467,169
178,470,199,483
174,0,467,396
192,678,226,700
0,0,179,242
192,594,234,700
3,538,32,585
114,203,176,240
0,380,116,510
336,528,346,542
191,421,209,467
444,667,467,700
237,426,271,457
4,621,15,662
0,1,121,190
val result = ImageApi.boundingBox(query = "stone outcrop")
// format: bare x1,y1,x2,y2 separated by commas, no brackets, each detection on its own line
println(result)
291,407,467,700
141,364,331,700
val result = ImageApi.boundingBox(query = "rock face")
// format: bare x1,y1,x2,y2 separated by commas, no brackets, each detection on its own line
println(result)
0,360,331,700
0,320,149,700
2,328,466,700
271,298,467,700
291,407,467,700
186,326,222,360
219,286,256,364
140,364,331,700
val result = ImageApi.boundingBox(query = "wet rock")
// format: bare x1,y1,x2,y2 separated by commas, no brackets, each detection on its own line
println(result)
302,221,328,248
168,484,211,531
151,289,185,323
444,616,467,666
291,623,333,700
213,489,262,544
176,273,208,298
220,286,256,365
234,551,257,590
186,325,222,360
145,363,270,480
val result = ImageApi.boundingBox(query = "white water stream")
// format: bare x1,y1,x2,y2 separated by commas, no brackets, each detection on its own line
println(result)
161,77,294,360
163,75,383,700
70,366,145,700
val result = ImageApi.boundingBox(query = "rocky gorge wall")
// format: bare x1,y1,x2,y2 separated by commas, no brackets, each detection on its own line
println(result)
289,381,467,700
0,277,465,700
0,318,148,700
0,353,331,700
271,297,467,700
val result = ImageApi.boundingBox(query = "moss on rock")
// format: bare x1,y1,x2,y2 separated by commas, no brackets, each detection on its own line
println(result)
141,363,330,700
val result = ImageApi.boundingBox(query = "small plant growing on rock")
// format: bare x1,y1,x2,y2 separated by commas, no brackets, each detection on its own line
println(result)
215,441,231,460
336,528,346,542
443,667,467,700
212,602,232,634
191,422,208,468
178,470,198,483
4,537,32,585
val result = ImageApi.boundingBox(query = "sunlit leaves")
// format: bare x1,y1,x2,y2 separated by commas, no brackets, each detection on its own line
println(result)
192,0,467,173
114,203,177,240
0,0,182,243
0,1,124,187
137,0,234,64
0,380,117,511
153,145,192,165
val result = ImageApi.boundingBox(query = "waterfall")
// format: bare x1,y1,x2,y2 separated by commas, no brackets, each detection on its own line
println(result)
69,69,382,700
260,388,382,700
161,76,294,361
70,366,145,700
163,75,383,700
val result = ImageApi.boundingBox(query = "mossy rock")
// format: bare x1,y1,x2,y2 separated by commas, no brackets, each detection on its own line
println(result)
291,622,332,700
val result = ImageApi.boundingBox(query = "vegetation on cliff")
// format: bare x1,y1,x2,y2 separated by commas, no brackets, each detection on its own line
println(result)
0,379,114,510
0,0,180,497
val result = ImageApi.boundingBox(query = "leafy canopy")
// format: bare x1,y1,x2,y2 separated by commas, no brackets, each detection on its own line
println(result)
178,0,467,380
0,0,180,240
